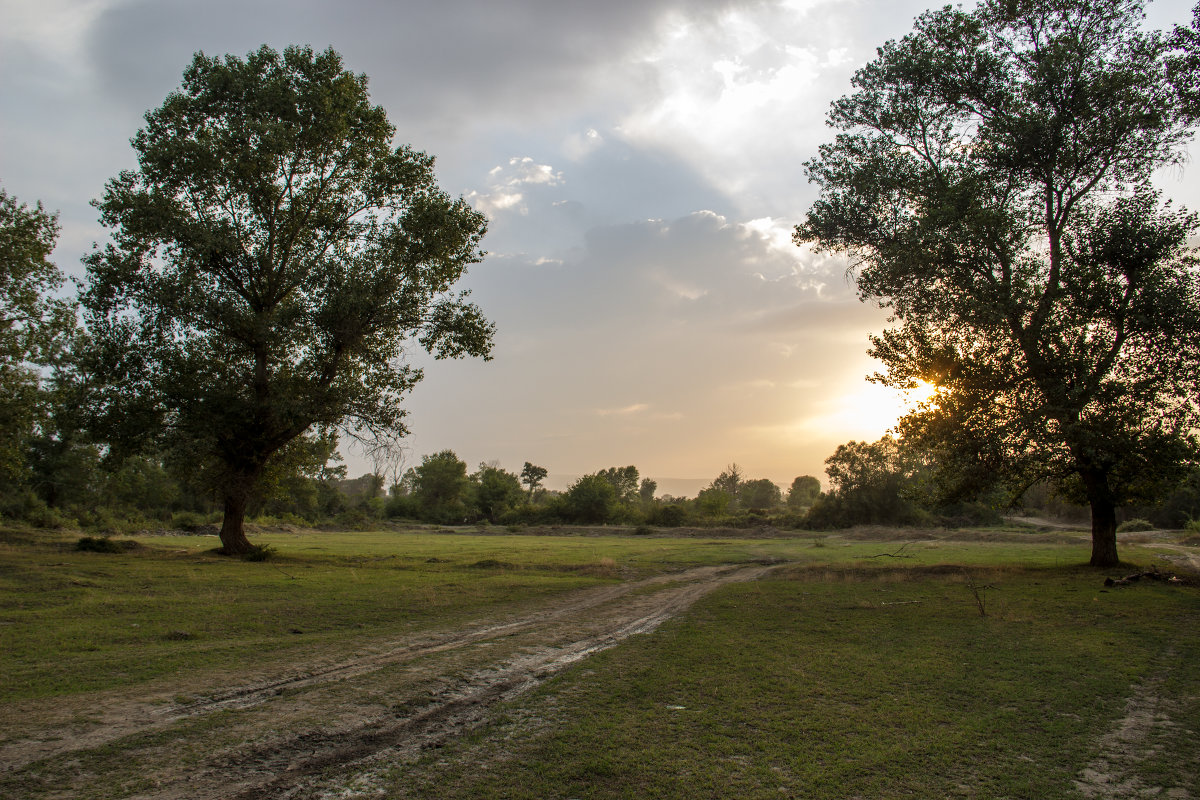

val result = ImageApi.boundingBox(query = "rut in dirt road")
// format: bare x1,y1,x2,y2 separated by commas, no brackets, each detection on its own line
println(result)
0,562,765,775
12,561,781,800
215,570,764,800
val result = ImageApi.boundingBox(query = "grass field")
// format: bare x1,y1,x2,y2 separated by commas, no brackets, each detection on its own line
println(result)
1,524,1197,799
396,563,1200,799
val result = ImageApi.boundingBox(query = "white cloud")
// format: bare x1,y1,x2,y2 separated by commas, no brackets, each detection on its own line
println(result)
615,0,941,215
494,156,564,187
468,157,565,217
597,403,651,417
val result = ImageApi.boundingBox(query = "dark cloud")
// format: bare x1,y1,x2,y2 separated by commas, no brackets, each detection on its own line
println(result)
83,0,776,138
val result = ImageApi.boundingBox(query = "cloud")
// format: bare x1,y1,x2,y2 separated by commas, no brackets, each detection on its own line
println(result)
494,157,563,187
597,403,650,416
74,0,774,142
468,157,565,216
617,0,949,216
563,128,605,161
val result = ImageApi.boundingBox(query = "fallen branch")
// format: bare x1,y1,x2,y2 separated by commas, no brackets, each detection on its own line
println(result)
1104,568,1184,588
867,542,916,559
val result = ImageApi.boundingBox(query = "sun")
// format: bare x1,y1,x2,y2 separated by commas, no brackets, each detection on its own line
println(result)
808,380,940,441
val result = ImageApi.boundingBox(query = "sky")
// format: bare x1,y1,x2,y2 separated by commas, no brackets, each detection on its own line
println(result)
2,0,1198,495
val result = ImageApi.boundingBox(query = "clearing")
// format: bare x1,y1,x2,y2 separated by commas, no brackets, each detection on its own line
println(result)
1,525,1197,799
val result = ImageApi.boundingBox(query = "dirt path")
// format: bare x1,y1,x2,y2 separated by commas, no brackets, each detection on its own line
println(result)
1074,666,1195,800
1,562,779,800
1143,542,1200,574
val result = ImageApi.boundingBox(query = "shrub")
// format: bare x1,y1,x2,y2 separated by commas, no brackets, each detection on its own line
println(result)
241,543,275,562
171,511,216,531
648,503,688,527
1117,518,1154,533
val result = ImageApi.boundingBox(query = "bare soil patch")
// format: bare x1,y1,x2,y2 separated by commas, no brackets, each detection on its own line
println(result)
0,562,777,800
1075,669,1195,800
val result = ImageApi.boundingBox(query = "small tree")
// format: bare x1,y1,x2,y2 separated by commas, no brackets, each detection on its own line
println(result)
808,437,927,528
787,476,821,510
79,46,493,553
596,465,640,503
740,478,782,511
695,486,733,518
710,464,743,501
413,450,470,524
520,461,548,499
563,473,618,524
473,463,523,522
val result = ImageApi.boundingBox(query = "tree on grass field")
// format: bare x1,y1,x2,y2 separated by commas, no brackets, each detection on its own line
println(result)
520,461,548,499
739,478,782,511
563,473,619,523
786,476,821,510
473,463,524,523
796,0,1200,566
807,437,927,528
412,450,471,524
0,190,75,481
596,465,640,504
79,46,493,554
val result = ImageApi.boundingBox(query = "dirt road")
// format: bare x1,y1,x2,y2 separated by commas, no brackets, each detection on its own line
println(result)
1,562,778,800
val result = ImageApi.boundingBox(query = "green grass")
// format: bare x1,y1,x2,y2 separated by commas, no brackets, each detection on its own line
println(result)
0,526,852,701
2,524,1196,799
392,562,1200,799
0,526,1127,702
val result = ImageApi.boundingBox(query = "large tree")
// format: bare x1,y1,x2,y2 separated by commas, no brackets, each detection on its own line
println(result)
796,0,1200,566
81,46,493,554
0,189,75,480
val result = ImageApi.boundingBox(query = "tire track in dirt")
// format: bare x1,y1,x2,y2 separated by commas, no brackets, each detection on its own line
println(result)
167,562,742,717
0,563,744,773
1074,665,1195,800
5,561,780,800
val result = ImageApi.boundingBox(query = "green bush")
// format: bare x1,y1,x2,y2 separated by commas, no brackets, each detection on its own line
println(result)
1116,518,1154,533
0,489,75,529
648,503,688,527
384,493,420,520
241,544,275,562
171,511,215,531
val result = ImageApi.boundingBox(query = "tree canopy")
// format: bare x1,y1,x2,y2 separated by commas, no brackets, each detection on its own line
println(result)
796,0,1200,566
0,189,75,480
79,45,493,553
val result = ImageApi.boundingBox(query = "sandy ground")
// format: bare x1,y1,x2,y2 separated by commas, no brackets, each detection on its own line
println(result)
1,562,777,800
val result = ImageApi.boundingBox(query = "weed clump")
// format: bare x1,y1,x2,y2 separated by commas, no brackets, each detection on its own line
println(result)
241,544,275,562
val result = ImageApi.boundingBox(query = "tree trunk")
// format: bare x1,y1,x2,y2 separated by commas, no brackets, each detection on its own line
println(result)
218,488,254,555
1081,469,1120,568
